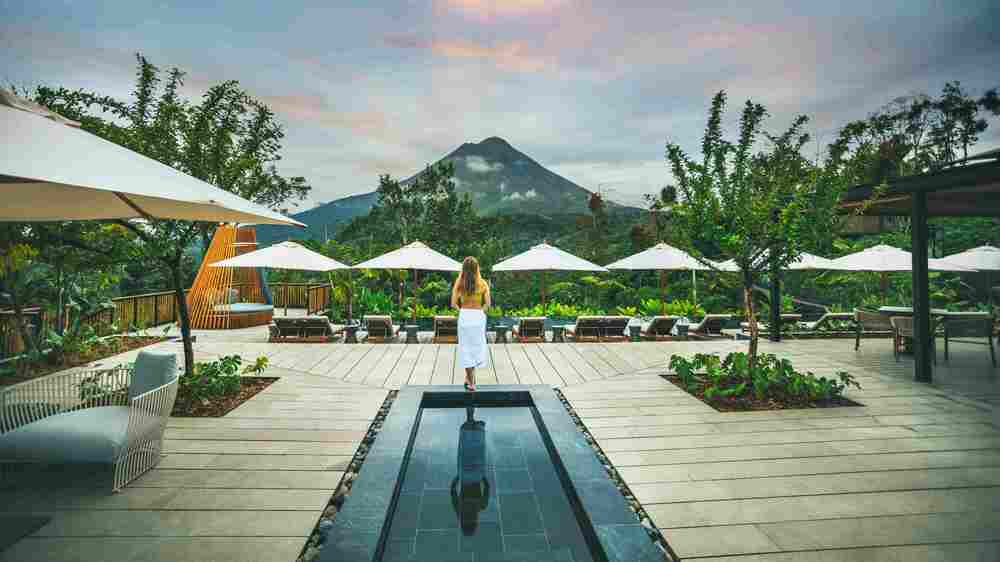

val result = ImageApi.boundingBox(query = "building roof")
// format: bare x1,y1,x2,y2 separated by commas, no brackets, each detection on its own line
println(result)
839,154,1000,217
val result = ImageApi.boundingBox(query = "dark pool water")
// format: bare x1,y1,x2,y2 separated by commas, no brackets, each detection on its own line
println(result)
382,406,595,562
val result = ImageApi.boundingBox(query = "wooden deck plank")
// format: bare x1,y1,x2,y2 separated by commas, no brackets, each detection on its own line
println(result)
361,343,406,387
430,343,454,385
383,344,422,389
491,345,519,385
507,344,542,385
522,344,565,387
537,344,585,386
343,344,389,384
406,343,436,386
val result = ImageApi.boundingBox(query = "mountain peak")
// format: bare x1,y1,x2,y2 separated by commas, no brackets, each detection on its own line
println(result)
478,136,511,148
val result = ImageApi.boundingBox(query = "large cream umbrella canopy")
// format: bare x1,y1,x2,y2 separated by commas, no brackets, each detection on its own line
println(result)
211,241,349,271
0,100,303,226
493,242,607,308
605,242,709,314
826,244,975,303
939,245,1000,307
353,241,462,322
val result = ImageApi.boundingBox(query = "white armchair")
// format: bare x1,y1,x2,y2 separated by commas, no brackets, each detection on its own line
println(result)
0,350,179,492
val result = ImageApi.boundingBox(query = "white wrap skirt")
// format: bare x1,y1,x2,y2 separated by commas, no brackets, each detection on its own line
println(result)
458,308,487,369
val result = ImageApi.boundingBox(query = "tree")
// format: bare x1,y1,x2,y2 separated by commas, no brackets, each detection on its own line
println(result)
827,82,1000,185
27,54,310,375
663,91,843,364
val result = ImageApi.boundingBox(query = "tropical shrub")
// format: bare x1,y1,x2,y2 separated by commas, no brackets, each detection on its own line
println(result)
668,352,860,405
663,299,706,318
179,354,267,402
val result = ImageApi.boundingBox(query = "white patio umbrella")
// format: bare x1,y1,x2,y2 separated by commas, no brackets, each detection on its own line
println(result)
493,242,607,309
826,244,976,303
0,96,303,226
211,241,351,316
353,241,462,322
211,241,349,271
713,252,836,272
605,242,709,313
939,245,1000,307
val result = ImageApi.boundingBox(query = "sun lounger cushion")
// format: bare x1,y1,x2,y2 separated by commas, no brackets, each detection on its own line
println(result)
128,351,178,402
0,406,137,463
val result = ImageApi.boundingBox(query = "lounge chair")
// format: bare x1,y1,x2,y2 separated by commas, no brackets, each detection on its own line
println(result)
566,316,603,342
943,313,996,367
890,316,939,363
689,314,732,338
601,316,631,342
0,350,180,492
269,316,342,343
513,317,546,343
741,313,803,333
798,311,855,332
854,308,894,350
364,315,399,343
641,316,679,341
433,316,458,343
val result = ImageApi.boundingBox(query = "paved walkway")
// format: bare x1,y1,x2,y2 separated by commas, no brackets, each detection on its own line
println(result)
2,322,997,561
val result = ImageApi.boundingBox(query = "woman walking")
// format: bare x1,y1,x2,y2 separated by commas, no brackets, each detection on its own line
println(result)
452,257,491,391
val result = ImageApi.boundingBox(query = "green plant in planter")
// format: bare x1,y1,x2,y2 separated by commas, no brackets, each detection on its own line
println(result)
181,355,243,402
244,355,269,376
669,351,860,403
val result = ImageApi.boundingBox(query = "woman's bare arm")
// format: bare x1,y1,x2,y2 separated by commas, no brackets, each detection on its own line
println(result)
451,278,460,309
483,282,492,310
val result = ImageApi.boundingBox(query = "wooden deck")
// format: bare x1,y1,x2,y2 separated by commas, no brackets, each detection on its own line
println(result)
2,325,998,561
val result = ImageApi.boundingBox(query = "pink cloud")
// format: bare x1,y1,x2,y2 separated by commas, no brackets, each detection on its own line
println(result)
435,0,568,21
384,35,552,73
262,94,387,135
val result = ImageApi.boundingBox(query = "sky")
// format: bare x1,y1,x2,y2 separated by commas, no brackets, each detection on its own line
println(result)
3,0,999,210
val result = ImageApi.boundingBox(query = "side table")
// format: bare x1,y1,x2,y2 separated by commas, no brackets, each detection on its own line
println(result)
343,324,360,344
628,325,641,342
494,325,510,344
404,324,419,343
550,325,566,343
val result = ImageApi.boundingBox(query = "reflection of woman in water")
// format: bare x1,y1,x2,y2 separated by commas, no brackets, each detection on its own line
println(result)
451,407,490,535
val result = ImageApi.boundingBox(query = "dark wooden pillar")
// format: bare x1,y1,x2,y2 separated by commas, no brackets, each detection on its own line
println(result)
911,191,932,383
769,270,782,342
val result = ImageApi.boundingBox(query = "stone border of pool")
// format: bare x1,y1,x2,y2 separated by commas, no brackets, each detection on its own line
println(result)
318,384,666,562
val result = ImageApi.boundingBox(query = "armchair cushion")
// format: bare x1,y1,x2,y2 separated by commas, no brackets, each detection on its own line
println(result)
129,351,178,402
0,406,132,463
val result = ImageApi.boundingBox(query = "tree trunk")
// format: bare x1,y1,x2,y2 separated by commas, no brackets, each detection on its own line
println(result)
171,261,195,377
769,270,781,343
8,275,37,357
743,275,758,366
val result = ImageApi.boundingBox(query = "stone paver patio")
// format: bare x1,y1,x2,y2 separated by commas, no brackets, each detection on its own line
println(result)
1,320,997,561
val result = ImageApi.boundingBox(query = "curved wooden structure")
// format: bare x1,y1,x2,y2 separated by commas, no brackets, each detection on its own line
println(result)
187,225,273,329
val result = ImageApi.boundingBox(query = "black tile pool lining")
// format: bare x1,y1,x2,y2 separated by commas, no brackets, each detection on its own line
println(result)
317,385,667,562
378,390,605,562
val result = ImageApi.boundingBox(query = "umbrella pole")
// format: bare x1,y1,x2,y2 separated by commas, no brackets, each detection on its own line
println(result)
347,269,354,323
541,271,546,312
692,270,697,304
412,269,418,324
660,270,667,315
880,272,888,305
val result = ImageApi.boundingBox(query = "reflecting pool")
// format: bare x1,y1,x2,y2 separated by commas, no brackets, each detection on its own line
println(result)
383,405,595,562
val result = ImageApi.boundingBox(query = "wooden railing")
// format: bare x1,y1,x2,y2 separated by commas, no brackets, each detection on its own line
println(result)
307,284,331,315
1,282,328,360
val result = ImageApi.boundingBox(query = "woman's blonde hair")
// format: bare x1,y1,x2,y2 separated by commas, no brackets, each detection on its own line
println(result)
459,256,482,295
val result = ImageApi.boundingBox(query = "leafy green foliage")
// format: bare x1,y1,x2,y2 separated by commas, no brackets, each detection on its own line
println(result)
669,352,860,405
181,355,243,402
662,91,845,364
